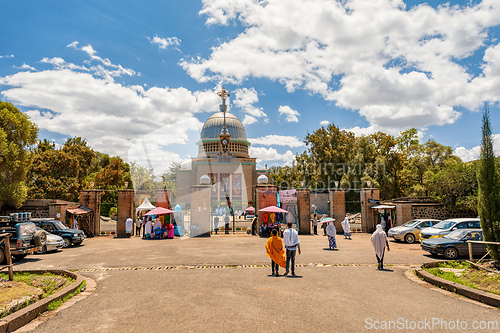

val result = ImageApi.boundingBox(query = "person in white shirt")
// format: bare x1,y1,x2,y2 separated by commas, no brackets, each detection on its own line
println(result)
125,216,133,237
282,222,301,276
135,217,143,237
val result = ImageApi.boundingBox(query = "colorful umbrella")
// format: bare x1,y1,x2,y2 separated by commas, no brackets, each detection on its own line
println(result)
318,217,336,224
244,206,255,212
258,206,289,213
145,207,174,216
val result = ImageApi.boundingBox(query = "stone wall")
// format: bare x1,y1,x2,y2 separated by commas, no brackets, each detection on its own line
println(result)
411,204,477,221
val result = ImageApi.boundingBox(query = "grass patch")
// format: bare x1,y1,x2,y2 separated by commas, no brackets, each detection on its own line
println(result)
423,261,500,295
47,280,86,311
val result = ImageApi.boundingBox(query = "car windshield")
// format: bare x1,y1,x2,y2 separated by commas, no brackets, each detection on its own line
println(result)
19,223,37,236
402,220,418,228
432,221,455,230
444,230,468,240
54,221,69,230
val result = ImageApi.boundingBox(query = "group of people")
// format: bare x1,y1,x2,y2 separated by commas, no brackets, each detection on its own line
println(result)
128,215,176,239
266,217,390,275
265,222,301,277
212,214,230,235
312,214,352,250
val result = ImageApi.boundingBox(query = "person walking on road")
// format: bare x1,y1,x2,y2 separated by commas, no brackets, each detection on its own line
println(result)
213,216,219,235
312,214,318,235
265,229,286,276
371,224,390,270
326,220,337,250
283,222,301,276
224,214,230,234
251,214,258,235
341,216,351,239
135,217,142,237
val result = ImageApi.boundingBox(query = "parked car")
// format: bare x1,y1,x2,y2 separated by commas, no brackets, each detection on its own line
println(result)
0,217,46,264
419,218,481,241
32,218,86,248
421,229,487,260
35,228,64,254
388,219,440,244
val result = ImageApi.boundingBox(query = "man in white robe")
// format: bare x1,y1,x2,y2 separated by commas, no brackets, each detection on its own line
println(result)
371,224,390,270
341,217,351,239
125,217,133,237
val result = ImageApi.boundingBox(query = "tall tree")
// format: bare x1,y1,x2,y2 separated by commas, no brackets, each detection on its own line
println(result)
477,104,500,261
0,101,38,209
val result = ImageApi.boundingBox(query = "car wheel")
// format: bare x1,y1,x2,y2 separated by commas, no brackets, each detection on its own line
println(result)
444,247,459,260
34,230,47,247
36,245,47,254
13,254,27,260
404,234,415,244
63,237,72,248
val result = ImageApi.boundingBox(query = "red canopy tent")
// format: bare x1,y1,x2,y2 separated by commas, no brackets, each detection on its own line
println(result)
145,207,174,216
258,206,288,213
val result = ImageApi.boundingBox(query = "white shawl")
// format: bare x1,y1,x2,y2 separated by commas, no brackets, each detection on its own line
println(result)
326,222,336,236
371,224,388,258
341,217,351,233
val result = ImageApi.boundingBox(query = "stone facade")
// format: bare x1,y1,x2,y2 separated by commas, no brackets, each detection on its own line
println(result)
297,189,311,234
360,188,380,233
411,204,476,221
80,190,101,236
117,190,134,237
329,190,346,230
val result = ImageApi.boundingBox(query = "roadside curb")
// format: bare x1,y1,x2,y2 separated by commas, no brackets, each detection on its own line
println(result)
0,270,85,333
415,262,500,308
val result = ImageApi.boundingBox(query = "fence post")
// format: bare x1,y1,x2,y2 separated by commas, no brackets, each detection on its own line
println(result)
468,241,473,262
5,234,13,281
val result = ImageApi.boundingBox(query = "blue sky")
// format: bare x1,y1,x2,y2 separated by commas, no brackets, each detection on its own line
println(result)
1,0,500,176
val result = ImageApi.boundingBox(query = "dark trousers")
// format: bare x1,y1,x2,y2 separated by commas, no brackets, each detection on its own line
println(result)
225,223,229,234
286,249,296,274
271,260,279,274
376,252,385,269
136,226,141,237
313,225,317,235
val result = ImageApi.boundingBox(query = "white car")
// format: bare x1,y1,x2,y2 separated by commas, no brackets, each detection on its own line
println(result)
35,228,64,254
419,218,481,241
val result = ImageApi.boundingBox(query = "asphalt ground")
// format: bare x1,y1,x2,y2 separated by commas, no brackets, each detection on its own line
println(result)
12,234,500,332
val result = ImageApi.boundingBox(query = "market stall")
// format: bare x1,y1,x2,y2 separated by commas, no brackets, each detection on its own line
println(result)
144,207,175,239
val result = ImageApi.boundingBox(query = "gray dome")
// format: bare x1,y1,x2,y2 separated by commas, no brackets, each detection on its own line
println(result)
200,112,247,141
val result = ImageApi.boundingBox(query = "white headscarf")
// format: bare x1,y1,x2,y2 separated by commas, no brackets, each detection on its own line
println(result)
341,217,351,233
326,222,336,236
371,224,388,258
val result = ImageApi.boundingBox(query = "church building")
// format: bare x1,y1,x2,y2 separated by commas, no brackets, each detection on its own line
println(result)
176,88,270,212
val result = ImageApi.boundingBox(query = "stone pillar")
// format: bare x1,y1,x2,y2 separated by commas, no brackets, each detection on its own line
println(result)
395,203,412,227
360,188,380,233
117,190,134,237
255,185,277,231
329,189,345,231
190,185,211,237
297,189,310,235
80,190,101,236
49,202,67,223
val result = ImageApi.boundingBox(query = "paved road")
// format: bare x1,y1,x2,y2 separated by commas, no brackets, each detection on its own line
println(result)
12,234,500,332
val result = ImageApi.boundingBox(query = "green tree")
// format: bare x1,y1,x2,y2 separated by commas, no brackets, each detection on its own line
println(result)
0,101,38,209
477,104,500,261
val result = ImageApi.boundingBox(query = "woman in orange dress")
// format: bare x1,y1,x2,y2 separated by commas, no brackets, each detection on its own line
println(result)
265,229,286,276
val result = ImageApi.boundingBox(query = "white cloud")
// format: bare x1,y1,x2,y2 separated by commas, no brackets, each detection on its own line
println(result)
14,63,36,71
1,68,219,158
182,0,500,134
454,133,500,162
249,135,304,148
320,120,330,127
0,55,14,59
278,105,299,122
232,87,267,124
65,42,137,79
249,146,296,165
148,35,181,50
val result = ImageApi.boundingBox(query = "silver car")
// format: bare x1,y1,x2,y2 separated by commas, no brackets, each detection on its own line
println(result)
35,228,64,254
420,218,481,241
388,219,440,244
